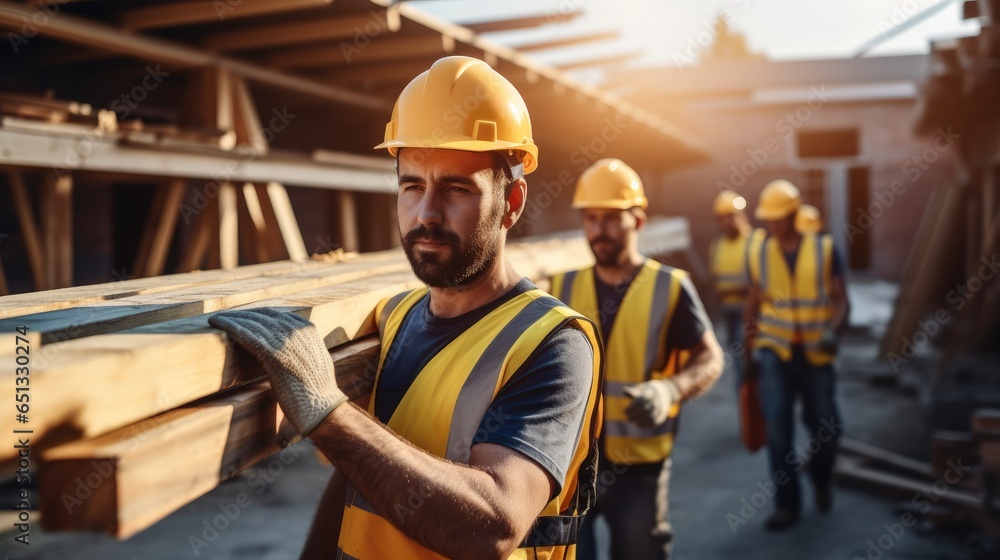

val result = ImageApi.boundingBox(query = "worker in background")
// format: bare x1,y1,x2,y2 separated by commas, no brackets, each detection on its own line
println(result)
708,189,752,387
795,203,824,234
209,56,603,560
553,158,724,559
744,180,850,531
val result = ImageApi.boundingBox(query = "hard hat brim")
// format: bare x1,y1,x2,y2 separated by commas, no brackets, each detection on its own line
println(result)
375,138,538,174
572,198,649,210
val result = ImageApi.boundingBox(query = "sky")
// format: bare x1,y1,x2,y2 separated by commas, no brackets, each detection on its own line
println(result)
419,0,981,79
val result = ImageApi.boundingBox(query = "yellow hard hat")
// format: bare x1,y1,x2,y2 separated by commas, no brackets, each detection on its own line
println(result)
572,158,648,210
374,56,538,174
713,189,747,216
796,204,823,234
754,180,801,221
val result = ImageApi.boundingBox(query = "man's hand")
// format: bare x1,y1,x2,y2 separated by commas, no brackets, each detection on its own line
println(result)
623,379,681,428
208,308,348,436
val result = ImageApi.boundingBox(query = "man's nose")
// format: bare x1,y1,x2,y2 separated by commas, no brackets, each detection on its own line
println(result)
416,188,444,228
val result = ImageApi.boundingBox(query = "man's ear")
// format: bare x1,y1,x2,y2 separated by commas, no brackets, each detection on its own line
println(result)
632,207,648,231
503,178,528,229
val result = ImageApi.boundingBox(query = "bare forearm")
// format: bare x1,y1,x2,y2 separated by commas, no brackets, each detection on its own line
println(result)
671,336,724,401
309,404,525,560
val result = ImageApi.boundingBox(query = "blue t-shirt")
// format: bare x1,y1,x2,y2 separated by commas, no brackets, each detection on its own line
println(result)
374,278,595,494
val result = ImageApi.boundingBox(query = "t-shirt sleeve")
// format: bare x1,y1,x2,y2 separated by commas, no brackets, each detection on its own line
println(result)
666,275,714,352
472,325,595,497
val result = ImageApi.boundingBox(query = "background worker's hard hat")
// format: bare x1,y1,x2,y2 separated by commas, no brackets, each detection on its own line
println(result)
754,179,801,221
796,204,823,234
713,189,747,216
374,56,538,174
572,158,648,210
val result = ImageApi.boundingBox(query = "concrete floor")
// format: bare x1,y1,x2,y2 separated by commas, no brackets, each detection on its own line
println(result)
1,277,990,559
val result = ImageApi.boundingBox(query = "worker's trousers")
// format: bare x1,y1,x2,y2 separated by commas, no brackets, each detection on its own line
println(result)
719,304,745,390
577,458,672,560
757,346,842,514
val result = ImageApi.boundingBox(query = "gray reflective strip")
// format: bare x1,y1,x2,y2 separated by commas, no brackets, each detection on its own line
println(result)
604,417,677,438
756,332,788,348
336,549,359,560
344,482,379,515
559,270,578,304
377,291,411,334
760,237,769,290
644,268,673,379
445,296,563,463
760,316,830,332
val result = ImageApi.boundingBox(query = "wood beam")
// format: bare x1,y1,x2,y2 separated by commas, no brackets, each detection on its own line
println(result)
337,191,360,252
144,180,187,277
39,336,379,538
240,183,272,263
120,0,333,31
460,11,583,34
265,33,455,69
133,183,169,277
265,182,308,261
231,75,268,156
514,31,619,53
7,171,47,290
319,57,439,85
555,51,642,72
218,182,239,269
40,172,73,288
0,1,386,110
204,11,398,52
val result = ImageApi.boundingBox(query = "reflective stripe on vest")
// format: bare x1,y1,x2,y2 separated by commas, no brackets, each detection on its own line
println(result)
709,234,750,304
749,233,836,366
552,260,686,465
339,288,603,560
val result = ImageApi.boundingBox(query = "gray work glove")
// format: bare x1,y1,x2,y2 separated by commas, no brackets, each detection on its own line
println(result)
623,379,682,428
208,308,348,436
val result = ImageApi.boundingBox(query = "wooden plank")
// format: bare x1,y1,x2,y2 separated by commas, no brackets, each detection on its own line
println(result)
120,0,332,31
218,182,239,269
0,257,341,319
461,11,583,34
0,270,420,463
240,183,271,263
231,75,268,156
0,251,411,350
133,183,169,277
265,182,308,261
205,11,395,52
337,190,360,252
839,437,935,480
39,336,377,538
835,456,982,512
144,179,187,277
514,31,619,53
7,171,47,290
41,172,73,288
266,33,454,70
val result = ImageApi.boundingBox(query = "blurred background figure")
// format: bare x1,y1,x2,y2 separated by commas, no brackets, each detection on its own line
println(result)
795,204,824,235
708,189,751,388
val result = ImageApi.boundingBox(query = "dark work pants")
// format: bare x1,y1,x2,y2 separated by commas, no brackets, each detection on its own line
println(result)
757,346,842,513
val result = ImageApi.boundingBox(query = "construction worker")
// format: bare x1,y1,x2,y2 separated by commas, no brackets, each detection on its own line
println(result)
553,158,724,559
208,56,603,559
795,203,824,234
744,180,850,531
708,189,752,387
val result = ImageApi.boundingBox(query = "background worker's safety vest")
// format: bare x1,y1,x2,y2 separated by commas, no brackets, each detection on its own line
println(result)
748,233,836,366
709,233,750,305
552,260,687,465
337,288,604,560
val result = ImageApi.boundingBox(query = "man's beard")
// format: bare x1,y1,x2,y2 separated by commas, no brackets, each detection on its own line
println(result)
589,235,626,267
401,205,504,289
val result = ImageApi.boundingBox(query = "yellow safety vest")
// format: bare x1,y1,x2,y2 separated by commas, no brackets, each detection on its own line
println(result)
709,233,750,305
337,287,603,560
748,233,836,366
551,260,687,465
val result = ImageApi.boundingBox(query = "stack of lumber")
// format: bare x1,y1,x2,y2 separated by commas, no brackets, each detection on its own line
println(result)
0,219,687,539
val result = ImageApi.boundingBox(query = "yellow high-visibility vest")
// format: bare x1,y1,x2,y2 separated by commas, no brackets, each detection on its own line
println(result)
748,233,836,366
709,233,750,305
552,260,687,465
337,287,603,560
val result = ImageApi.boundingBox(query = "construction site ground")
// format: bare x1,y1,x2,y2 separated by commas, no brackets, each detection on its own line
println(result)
0,276,990,559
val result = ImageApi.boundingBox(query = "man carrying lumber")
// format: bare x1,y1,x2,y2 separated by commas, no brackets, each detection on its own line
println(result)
744,180,850,531
551,159,724,559
209,56,603,560
708,189,752,388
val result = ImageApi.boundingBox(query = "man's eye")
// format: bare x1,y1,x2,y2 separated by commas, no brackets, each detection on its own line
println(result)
401,184,423,192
